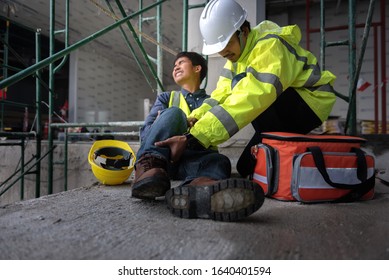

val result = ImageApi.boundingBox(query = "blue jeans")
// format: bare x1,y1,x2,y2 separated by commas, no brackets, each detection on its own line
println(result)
137,107,231,184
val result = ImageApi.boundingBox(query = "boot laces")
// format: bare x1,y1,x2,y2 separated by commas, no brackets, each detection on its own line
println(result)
138,155,165,172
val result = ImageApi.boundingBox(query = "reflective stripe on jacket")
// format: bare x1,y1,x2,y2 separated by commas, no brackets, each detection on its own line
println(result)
189,20,336,148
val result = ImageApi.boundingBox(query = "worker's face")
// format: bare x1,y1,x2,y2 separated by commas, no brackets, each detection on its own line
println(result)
218,33,242,62
218,29,248,63
172,56,199,85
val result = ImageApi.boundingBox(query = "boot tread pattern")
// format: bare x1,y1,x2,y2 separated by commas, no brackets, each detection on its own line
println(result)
166,178,264,222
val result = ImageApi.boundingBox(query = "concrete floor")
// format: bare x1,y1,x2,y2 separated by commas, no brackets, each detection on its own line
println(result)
1,134,388,260
1,177,388,260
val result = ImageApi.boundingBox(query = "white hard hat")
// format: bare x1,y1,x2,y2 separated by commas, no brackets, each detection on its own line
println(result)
199,0,247,55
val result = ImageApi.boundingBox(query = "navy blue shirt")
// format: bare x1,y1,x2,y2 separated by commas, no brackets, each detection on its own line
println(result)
140,88,208,141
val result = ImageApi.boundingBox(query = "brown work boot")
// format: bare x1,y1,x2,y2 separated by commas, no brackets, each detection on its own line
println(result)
131,154,171,200
165,177,265,222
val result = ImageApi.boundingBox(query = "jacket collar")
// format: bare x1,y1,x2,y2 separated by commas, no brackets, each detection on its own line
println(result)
180,88,207,97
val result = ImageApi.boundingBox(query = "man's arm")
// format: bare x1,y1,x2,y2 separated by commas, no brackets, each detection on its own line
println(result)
189,72,232,122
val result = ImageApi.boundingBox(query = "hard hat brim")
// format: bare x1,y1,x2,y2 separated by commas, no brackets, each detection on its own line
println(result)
202,39,229,55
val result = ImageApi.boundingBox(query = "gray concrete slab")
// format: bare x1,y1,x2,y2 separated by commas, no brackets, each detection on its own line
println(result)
1,180,388,260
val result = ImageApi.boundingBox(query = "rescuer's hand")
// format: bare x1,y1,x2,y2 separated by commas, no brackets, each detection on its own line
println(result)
155,135,187,163
187,117,198,128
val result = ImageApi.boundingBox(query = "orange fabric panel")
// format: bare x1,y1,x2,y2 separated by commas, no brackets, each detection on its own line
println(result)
252,132,374,202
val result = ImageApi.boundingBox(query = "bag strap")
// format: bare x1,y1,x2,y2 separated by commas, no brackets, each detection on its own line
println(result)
307,146,375,202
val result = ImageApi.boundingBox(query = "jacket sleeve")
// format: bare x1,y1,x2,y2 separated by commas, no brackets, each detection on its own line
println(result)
140,92,170,141
189,70,232,121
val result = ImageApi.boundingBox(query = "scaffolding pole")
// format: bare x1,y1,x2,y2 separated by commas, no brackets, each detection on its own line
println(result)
0,0,168,91
306,0,379,135
0,0,168,200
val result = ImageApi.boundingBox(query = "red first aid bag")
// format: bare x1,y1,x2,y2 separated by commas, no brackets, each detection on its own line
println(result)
252,132,375,202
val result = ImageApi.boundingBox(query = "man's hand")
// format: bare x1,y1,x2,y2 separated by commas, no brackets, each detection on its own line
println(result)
187,117,198,128
155,135,187,163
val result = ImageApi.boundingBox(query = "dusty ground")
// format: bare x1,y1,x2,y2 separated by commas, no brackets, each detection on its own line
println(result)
1,178,388,260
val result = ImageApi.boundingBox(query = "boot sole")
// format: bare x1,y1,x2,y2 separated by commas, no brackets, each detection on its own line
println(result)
132,176,171,200
165,178,265,222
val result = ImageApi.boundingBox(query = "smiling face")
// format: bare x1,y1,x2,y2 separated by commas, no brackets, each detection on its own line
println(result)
172,56,199,86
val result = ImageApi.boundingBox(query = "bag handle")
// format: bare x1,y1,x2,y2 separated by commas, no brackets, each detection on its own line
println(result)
307,146,375,202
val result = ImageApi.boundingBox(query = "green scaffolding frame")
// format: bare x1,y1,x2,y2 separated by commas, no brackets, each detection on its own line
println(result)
0,0,171,198
306,0,385,135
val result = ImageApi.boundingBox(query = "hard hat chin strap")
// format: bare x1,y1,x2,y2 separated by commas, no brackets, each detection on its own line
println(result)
94,148,133,170
96,156,131,170
238,31,246,56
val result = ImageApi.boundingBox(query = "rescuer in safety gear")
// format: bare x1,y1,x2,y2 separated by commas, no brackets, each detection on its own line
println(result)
156,0,337,178
133,51,265,222
88,140,136,185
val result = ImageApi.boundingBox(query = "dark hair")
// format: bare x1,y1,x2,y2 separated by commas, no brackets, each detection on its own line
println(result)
174,51,208,82
240,20,251,31
235,20,251,37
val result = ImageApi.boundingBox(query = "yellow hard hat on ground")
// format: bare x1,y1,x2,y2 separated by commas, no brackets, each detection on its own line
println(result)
88,140,136,185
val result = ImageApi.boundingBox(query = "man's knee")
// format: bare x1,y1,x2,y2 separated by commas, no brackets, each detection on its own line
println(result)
161,107,186,120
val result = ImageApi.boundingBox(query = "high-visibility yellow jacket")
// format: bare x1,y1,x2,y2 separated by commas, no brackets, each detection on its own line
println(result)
189,20,337,148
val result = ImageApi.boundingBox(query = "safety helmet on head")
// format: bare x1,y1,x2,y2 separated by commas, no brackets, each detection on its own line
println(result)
199,0,247,55
88,140,136,185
